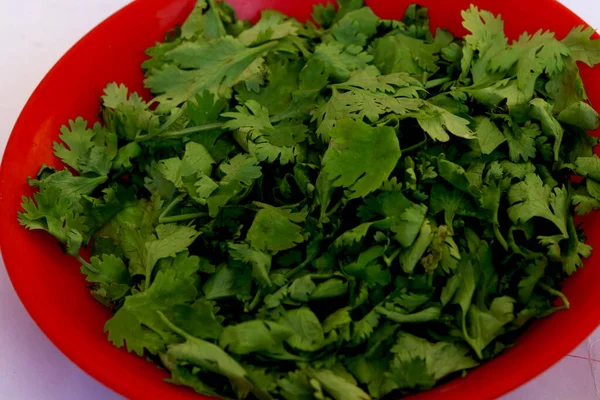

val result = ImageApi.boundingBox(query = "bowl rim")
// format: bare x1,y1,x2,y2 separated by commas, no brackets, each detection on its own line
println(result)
1,1,600,400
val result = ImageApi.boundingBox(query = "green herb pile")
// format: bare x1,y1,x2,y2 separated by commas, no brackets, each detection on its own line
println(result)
18,0,600,398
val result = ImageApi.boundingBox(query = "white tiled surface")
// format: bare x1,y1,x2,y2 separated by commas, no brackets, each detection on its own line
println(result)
0,1,599,399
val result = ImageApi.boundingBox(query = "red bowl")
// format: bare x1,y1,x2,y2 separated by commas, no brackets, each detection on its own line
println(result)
1,0,599,399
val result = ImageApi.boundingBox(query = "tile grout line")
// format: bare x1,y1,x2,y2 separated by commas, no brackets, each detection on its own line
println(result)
567,354,600,363
587,337,600,398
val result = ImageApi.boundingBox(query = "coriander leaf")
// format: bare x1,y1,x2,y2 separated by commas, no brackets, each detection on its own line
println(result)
352,310,381,345
346,352,397,398
461,5,507,84
331,7,380,47
474,116,505,155
503,122,541,162
146,37,277,112
438,159,481,199
429,184,479,229
162,363,221,398
171,299,224,341
228,242,272,287
572,191,600,215
205,154,262,216
376,306,441,323
308,41,372,82
182,142,215,176
539,212,592,275
105,265,199,355
313,68,424,137
223,100,305,165
562,25,600,67
84,254,130,285
220,320,294,355
280,307,325,351
322,307,352,333
399,219,435,273
545,57,589,112
307,368,371,400
388,333,477,390
180,0,227,40
557,101,600,130
238,10,300,46
53,118,117,176
101,83,158,141
362,191,427,247
18,183,89,255
507,173,568,236
235,58,304,115
145,224,200,286
203,264,252,301
30,169,107,200
343,246,391,286
81,254,131,306
529,98,564,161
392,203,428,247
574,156,600,181
417,103,474,142
160,315,269,400
461,78,528,109
287,275,316,302
279,371,315,400
372,32,440,77
99,198,162,276
322,119,401,199
465,296,516,358
311,278,349,299
246,203,305,252
113,142,142,170
333,222,373,248
517,257,547,303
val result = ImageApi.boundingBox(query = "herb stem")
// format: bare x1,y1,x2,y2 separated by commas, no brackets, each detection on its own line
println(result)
269,109,304,124
539,282,570,309
383,248,401,267
493,223,509,251
285,258,313,279
159,212,208,224
158,311,193,340
247,290,263,311
134,109,305,143
425,77,452,89
136,122,224,142
159,193,186,221
77,255,99,274
402,137,429,153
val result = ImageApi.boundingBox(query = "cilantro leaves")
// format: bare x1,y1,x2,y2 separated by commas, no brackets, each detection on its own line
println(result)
18,0,600,399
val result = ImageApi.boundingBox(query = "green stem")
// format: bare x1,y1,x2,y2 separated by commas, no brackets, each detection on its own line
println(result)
159,212,208,224
285,258,313,279
77,255,99,274
159,193,186,221
402,137,429,153
136,122,224,142
425,76,452,89
269,109,304,124
539,282,570,310
383,248,401,268
493,223,509,251
247,290,263,311
135,109,306,143
158,311,193,340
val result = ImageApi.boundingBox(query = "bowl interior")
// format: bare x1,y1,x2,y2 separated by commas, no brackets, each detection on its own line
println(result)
1,0,599,399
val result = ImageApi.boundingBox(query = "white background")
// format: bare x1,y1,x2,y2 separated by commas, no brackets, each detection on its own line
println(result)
1,1,600,399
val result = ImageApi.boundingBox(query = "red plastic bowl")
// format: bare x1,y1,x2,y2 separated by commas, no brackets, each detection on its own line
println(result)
1,0,599,399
